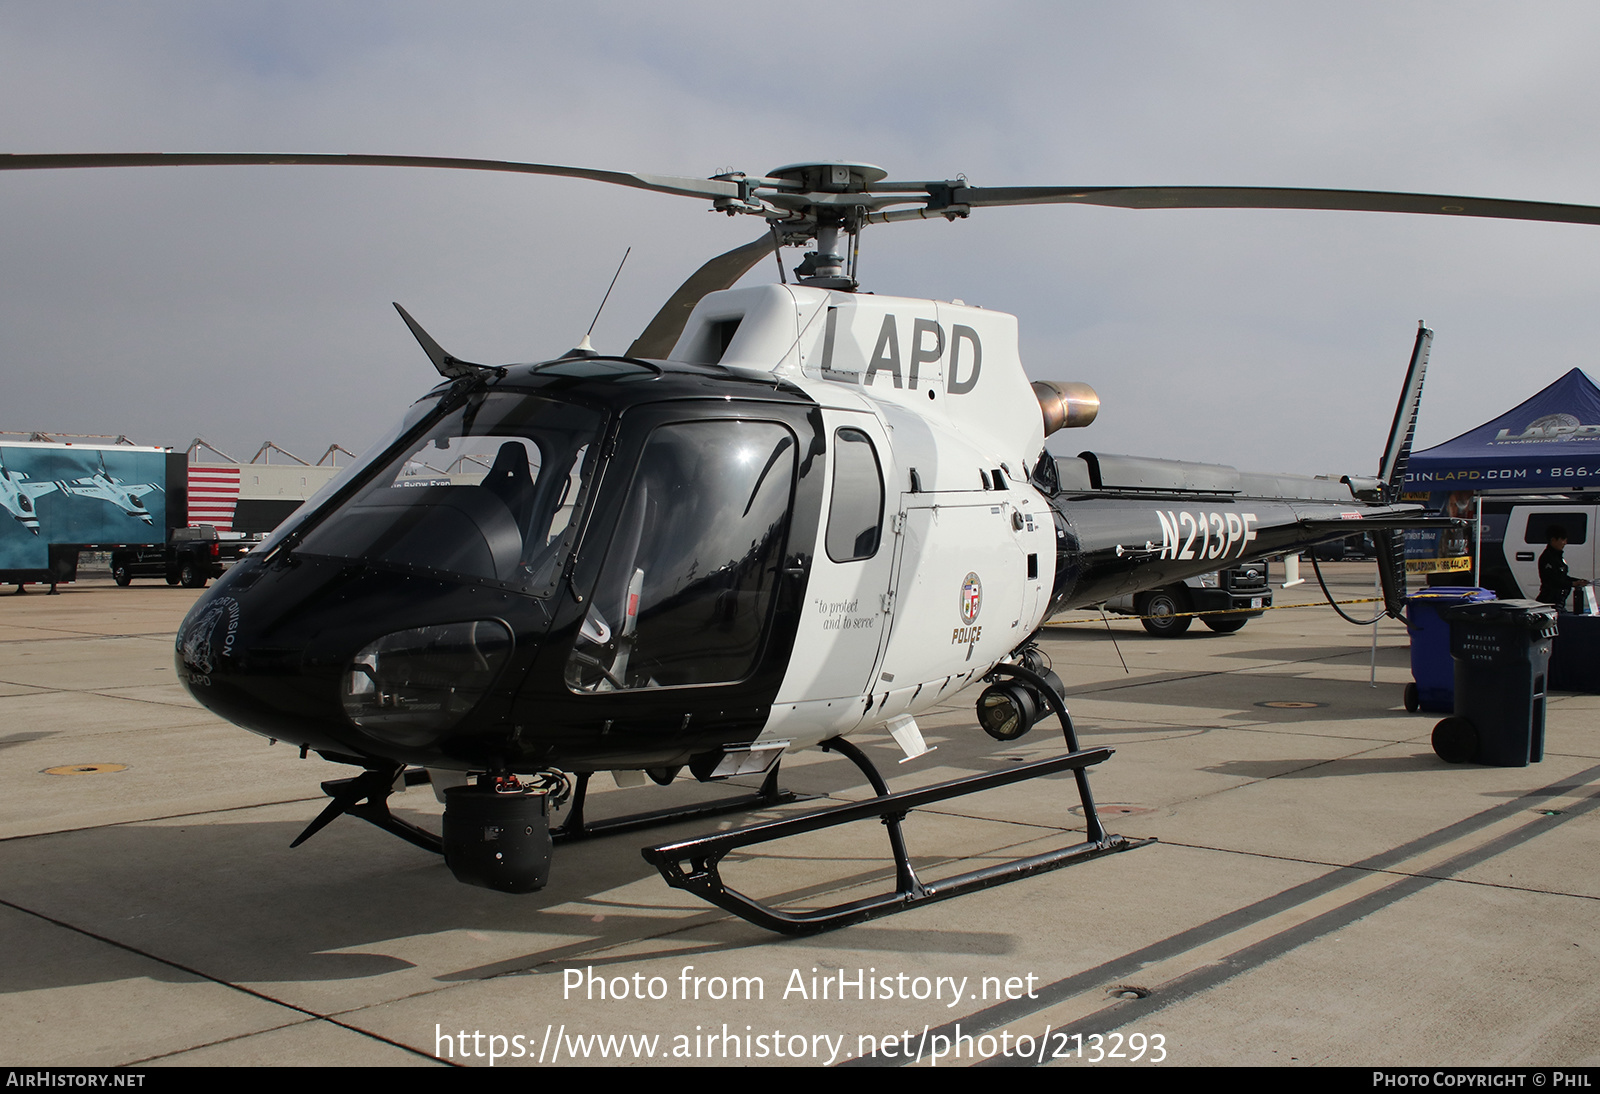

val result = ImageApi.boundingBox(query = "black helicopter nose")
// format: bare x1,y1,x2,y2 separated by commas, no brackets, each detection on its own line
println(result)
175,557,535,761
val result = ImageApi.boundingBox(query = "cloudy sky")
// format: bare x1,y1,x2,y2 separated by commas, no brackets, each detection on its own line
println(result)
2,2,1597,475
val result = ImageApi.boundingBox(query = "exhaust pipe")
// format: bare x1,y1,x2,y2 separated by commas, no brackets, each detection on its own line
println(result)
1033,380,1100,435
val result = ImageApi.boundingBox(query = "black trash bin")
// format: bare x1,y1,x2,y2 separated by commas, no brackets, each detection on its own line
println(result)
1431,600,1558,767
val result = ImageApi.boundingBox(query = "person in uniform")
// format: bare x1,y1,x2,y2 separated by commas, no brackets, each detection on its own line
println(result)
1537,525,1589,611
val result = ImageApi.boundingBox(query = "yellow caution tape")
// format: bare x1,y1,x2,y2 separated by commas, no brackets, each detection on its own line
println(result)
1405,557,1472,573
1045,597,1387,627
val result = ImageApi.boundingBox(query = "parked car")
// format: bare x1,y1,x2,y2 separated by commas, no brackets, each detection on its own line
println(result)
1103,561,1273,636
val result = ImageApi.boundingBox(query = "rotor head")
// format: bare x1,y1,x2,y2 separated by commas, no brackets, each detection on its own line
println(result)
763,162,889,192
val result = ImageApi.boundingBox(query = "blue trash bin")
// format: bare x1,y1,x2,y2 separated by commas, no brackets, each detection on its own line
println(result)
1405,587,1496,714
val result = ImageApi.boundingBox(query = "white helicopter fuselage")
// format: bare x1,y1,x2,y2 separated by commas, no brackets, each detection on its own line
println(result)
668,284,1053,751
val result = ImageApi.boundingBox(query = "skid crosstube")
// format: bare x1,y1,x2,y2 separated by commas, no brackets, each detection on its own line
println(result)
642,738,1146,935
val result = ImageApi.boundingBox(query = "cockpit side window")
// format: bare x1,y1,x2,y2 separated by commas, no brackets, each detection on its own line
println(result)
296,393,601,595
566,419,797,692
825,427,884,562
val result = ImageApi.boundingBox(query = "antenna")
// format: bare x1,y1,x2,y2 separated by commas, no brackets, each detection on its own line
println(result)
567,248,632,358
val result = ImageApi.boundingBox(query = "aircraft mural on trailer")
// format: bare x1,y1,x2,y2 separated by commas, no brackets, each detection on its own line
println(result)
0,454,58,534
54,453,163,525
0,444,171,576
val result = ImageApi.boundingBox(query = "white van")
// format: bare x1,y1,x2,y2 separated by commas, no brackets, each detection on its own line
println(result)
1479,500,1596,601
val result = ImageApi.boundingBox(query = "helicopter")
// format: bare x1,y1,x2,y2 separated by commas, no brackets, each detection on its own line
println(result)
5,153,1594,933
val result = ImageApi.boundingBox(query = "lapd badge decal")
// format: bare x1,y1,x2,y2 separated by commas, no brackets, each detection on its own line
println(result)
960,572,982,623
176,596,241,684
953,572,983,645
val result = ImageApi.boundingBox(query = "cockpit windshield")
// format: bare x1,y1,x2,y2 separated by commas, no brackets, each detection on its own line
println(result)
297,392,603,595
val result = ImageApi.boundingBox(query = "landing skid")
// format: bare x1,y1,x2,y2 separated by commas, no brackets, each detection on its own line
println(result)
641,664,1152,934
552,766,808,843
290,762,807,854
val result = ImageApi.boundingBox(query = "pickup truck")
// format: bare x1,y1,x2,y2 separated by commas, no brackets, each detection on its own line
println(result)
1102,560,1274,636
111,525,262,588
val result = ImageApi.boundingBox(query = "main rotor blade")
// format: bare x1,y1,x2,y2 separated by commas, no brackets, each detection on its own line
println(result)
951,184,1600,227
0,152,737,202
626,235,776,359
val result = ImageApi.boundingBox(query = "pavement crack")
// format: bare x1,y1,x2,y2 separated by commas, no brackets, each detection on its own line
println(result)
1155,832,1600,902
0,796,328,843
0,895,448,1066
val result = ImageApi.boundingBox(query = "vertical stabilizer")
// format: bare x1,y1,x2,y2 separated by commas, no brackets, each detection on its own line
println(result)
1379,323,1433,496
1374,323,1433,617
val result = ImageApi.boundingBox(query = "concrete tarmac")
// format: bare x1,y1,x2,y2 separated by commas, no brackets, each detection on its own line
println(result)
1,564,1595,1068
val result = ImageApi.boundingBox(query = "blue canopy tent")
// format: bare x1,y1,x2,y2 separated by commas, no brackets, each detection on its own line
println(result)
1405,368,1600,493
1400,368,1600,584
